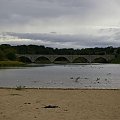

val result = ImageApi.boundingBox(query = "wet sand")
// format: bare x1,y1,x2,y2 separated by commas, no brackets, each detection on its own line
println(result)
0,89,120,120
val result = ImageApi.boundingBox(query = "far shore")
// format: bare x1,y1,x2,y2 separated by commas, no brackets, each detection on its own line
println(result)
0,88,120,120
0,60,120,68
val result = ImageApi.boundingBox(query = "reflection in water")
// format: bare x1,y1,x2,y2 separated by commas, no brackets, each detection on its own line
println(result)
0,64,120,89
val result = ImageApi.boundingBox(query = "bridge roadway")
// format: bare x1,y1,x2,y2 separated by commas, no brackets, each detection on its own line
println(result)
16,54,115,63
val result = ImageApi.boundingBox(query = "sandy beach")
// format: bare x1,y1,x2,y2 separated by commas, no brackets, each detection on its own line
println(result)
0,88,120,120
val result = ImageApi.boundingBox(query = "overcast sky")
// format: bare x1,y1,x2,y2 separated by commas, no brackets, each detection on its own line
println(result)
0,0,120,48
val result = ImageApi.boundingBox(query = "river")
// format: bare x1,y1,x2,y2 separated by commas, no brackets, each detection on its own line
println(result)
0,64,120,89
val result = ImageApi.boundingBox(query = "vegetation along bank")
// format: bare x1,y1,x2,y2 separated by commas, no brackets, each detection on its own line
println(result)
0,44,120,65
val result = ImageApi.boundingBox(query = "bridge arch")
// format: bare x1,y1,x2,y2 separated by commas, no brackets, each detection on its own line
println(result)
72,57,89,63
92,57,108,63
35,56,51,63
18,56,32,63
16,54,115,63
53,57,70,63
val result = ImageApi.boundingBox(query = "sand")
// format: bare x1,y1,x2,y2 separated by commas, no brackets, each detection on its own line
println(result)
0,88,120,120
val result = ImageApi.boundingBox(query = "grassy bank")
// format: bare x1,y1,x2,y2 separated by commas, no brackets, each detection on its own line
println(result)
0,61,25,67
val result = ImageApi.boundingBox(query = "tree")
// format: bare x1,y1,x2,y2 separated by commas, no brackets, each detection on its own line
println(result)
6,52,16,61
0,50,4,60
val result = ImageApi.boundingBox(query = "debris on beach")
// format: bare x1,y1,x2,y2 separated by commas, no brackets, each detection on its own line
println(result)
10,94,21,96
15,85,26,90
43,105,59,108
24,102,31,104
64,109,68,112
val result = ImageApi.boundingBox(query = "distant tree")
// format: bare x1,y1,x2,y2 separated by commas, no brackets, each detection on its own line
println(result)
0,44,120,62
105,46,114,54
0,44,11,50
116,47,120,54
0,50,5,60
6,52,16,61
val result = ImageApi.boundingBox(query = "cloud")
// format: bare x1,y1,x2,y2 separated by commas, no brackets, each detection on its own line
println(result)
0,0,120,33
0,30,120,48
0,0,120,48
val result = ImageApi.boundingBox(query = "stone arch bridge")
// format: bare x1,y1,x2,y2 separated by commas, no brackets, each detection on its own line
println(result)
16,54,115,63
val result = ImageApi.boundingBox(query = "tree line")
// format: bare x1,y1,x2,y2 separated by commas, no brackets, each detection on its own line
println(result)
0,44,120,61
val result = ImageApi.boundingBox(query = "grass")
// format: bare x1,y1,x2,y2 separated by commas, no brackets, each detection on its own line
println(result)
0,61,25,67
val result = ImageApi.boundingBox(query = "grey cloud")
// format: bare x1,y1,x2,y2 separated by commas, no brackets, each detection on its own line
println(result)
1,31,120,48
0,0,86,23
0,0,120,48
3,32,85,46
98,28,120,41
1,0,119,27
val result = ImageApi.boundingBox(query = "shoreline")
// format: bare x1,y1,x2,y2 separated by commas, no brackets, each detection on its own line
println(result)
0,87,120,90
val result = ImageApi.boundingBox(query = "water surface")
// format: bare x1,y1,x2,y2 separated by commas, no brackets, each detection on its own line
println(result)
0,64,120,89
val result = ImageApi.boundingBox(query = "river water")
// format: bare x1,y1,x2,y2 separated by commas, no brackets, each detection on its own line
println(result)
0,64,120,89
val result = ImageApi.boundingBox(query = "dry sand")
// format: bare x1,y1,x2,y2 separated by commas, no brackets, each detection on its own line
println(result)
0,88,120,120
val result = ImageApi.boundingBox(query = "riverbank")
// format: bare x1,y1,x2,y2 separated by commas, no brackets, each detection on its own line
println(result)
0,61,25,67
0,60,120,68
0,89,120,120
